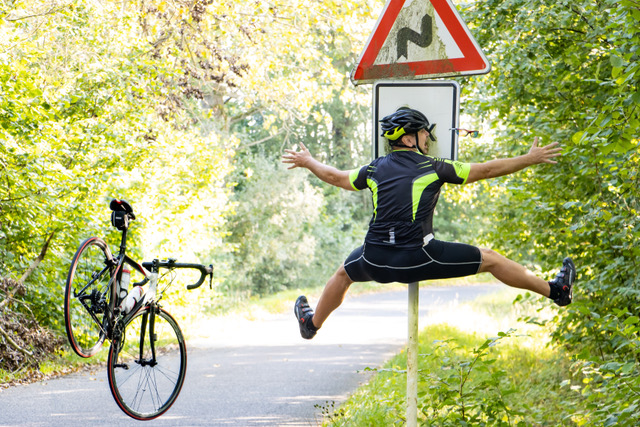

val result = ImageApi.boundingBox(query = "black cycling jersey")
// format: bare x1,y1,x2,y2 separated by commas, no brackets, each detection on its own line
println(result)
349,150,471,249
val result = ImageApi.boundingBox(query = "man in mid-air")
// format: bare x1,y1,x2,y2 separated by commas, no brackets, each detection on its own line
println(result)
282,107,576,340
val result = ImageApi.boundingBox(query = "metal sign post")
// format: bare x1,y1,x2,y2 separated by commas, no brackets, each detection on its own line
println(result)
407,282,419,427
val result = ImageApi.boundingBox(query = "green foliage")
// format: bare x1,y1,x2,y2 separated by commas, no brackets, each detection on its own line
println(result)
315,401,347,425
226,155,326,295
225,154,366,296
1,1,236,332
222,7,374,296
453,0,640,423
0,0,381,378
329,323,578,426
563,305,640,425
421,332,536,425
0,0,376,315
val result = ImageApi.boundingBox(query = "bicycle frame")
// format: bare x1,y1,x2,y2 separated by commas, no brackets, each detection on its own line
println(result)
70,224,152,344
74,262,115,332
109,229,158,337
109,229,210,348
76,216,211,345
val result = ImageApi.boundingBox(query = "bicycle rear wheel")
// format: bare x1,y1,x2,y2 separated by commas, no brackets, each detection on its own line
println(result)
64,237,115,358
107,306,187,420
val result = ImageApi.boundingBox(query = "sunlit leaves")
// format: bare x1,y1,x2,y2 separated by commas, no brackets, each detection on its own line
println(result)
1,0,381,327
0,1,234,324
455,0,640,423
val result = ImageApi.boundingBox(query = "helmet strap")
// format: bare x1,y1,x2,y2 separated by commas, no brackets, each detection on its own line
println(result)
405,133,425,154
392,133,425,153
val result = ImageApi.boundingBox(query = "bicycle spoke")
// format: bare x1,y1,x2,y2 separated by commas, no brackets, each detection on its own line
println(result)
107,307,186,420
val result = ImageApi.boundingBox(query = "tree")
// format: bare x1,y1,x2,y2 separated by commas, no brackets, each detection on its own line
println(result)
0,1,236,328
457,0,640,422
0,0,380,327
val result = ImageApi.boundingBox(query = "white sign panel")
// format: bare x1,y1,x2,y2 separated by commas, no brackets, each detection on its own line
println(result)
373,81,460,160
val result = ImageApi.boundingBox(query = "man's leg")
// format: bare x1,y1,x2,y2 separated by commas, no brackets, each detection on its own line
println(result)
294,264,354,340
478,248,551,296
478,248,576,306
312,264,354,329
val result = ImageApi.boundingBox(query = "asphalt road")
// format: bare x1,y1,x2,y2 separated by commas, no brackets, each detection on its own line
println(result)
0,284,502,426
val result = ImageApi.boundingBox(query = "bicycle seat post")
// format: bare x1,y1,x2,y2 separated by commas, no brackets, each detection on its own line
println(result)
119,228,128,256
109,199,136,256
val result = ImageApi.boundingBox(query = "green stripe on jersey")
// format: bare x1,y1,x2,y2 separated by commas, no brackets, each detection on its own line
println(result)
448,160,471,183
412,173,439,221
367,178,379,222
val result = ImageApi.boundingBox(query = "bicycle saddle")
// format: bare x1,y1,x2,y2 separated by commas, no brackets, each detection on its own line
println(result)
109,199,136,220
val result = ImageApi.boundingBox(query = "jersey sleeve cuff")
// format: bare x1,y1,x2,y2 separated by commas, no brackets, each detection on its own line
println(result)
349,169,361,191
457,162,471,184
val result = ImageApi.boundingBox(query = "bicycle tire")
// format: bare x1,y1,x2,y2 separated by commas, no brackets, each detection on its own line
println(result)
64,236,116,358
107,306,187,420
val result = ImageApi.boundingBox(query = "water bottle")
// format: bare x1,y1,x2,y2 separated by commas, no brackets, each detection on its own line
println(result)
122,286,144,314
119,267,131,301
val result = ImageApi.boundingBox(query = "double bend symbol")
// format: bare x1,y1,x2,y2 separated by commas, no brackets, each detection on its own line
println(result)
397,14,433,60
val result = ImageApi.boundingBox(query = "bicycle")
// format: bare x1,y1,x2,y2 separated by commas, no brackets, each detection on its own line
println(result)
63,198,213,420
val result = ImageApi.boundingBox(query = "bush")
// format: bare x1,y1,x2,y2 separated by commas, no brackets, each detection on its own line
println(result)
0,278,64,373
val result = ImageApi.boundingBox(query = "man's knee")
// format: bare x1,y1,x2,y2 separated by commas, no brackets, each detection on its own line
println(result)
334,264,354,287
478,248,501,272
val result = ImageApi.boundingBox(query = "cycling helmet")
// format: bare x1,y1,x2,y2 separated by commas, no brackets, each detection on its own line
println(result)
380,107,436,143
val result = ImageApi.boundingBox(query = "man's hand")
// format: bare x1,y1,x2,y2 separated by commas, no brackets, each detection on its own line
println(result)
281,142,354,190
282,142,312,170
527,137,562,165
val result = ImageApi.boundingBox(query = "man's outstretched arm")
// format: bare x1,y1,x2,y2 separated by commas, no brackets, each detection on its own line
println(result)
282,142,355,191
466,137,562,184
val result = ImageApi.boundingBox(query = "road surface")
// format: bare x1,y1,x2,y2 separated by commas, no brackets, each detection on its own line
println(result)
0,284,502,426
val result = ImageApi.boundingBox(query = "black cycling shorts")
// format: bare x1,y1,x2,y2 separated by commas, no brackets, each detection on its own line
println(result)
343,240,482,284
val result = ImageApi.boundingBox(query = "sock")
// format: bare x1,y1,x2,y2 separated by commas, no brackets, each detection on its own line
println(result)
307,316,319,331
548,281,561,300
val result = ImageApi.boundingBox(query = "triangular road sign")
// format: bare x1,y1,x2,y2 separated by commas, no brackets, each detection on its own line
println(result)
351,0,490,85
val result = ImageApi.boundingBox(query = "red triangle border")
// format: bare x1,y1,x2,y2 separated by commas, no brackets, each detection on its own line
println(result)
352,0,489,82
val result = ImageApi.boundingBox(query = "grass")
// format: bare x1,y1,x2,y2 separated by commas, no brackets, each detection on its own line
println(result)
322,288,583,426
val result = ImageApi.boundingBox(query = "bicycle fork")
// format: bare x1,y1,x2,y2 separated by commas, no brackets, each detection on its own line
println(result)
138,306,158,367
113,306,159,369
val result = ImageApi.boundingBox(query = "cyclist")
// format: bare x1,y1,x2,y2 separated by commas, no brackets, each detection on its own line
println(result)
282,107,576,340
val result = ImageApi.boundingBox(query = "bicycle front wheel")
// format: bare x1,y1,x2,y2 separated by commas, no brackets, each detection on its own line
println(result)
64,237,115,358
107,306,187,420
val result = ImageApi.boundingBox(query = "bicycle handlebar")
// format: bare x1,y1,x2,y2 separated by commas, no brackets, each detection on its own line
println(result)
140,259,213,290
